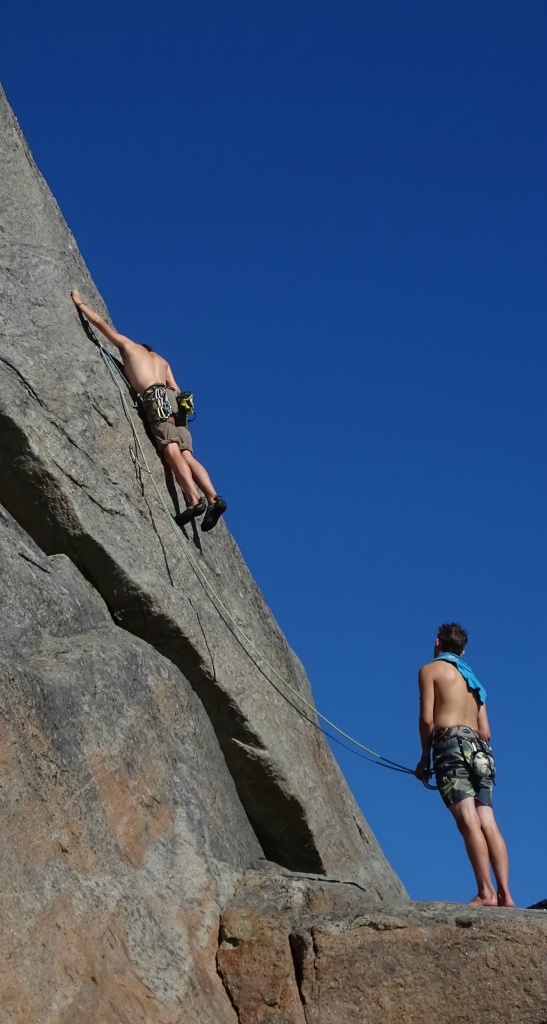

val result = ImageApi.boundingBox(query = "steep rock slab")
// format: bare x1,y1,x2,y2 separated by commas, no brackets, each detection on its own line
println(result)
0,504,262,1023
218,873,547,1024
0,83,405,899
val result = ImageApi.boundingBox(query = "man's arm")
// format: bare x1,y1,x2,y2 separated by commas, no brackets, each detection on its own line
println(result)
70,290,136,353
477,703,491,742
415,663,435,780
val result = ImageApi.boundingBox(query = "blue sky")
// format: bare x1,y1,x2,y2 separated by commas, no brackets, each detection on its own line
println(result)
3,0,546,907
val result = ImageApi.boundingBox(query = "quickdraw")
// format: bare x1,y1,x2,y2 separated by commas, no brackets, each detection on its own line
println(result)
143,383,173,422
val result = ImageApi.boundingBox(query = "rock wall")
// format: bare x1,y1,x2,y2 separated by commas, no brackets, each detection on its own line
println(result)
0,83,402,895
2,83,546,1023
0,505,259,1023
217,874,547,1024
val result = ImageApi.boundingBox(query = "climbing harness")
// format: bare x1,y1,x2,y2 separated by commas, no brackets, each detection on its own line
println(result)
141,383,174,422
139,384,195,424
85,320,419,786
427,726,496,795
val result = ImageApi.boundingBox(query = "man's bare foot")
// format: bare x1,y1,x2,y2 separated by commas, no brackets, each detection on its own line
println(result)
70,289,83,307
497,893,516,908
468,892,498,907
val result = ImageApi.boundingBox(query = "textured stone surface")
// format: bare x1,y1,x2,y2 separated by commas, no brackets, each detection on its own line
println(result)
0,82,404,899
0,503,261,1022
4,82,547,1024
218,874,547,1024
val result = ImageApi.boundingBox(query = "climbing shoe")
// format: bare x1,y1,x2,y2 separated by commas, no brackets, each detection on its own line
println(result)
175,498,207,527
201,496,227,532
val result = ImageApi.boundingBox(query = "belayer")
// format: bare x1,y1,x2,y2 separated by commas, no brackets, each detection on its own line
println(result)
415,623,514,907
70,290,227,531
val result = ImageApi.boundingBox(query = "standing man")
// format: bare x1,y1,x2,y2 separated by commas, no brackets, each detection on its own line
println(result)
415,623,514,907
70,290,227,531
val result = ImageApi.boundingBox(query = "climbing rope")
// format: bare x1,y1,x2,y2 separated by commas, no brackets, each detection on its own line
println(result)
86,322,419,782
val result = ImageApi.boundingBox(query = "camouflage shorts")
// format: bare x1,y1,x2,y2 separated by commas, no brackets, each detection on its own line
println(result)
433,726,494,809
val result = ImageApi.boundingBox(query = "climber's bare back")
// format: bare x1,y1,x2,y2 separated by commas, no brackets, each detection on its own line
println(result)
117,341,173,395
420,659,483,731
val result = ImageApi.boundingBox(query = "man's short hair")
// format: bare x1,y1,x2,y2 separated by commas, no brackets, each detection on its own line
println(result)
437,622,468,655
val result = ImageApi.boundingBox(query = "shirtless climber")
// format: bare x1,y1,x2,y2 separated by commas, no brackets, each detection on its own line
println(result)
70,290,227,531
415,623,514,907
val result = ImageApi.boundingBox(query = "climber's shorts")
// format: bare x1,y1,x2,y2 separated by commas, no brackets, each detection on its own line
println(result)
432,725,494,810
141,385,193,454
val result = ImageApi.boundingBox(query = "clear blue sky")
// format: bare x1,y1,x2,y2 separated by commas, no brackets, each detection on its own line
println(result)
3,0,546,907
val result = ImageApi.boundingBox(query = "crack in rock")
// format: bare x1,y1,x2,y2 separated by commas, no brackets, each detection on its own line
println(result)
216,920,242,1023
0,354,44,404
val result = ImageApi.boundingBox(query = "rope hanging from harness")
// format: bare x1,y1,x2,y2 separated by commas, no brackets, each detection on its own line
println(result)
83,325,417,784
422,772,438,791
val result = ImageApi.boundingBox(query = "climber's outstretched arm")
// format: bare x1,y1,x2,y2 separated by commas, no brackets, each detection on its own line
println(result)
70,289,136,353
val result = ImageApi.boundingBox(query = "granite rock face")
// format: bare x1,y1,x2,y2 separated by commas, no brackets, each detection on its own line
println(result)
218,875,547,1024
2,83,547,1024
0,82,403,898
0,503,262,1022
0,81,403,1020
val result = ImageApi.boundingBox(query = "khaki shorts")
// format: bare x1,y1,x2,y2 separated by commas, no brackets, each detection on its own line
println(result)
141,384,193,454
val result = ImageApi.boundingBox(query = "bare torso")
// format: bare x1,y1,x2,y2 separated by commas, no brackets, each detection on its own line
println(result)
427,660,481,730
119,342,175,395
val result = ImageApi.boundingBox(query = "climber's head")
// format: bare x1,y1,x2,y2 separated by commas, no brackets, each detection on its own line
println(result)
435,623,468,656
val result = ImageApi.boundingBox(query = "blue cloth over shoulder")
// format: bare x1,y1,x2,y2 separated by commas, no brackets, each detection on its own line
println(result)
434,653,488,705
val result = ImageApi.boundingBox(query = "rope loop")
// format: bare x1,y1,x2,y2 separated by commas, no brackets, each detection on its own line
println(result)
92,333,418,781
